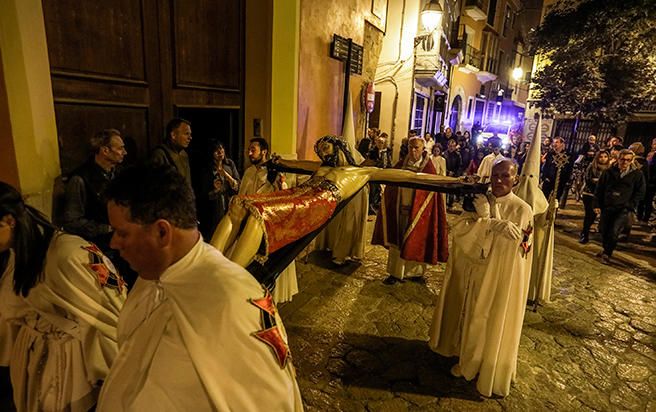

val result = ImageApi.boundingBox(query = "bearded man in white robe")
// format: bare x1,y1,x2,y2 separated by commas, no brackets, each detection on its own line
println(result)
239,137,298,303
429,159,533,397
98,164,302,411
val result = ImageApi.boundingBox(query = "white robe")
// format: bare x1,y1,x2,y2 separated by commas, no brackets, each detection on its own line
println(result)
0,233,126,412
514,119,554,305
239,164,298,303
476,153,505,183
315,185,368,263
97,239,303,411
431,155,447,176
429,192,533,397
527,210,554,303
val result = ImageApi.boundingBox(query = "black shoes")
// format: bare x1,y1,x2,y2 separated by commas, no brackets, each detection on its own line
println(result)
595,250,611,264
579,233,589,244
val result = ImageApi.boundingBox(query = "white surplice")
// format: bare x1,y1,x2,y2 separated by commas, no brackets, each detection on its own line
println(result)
239,164,298,303
0,233,126,412
476,152,505,183
97,239,303,411
431,155,447,176
315,185,368,263
429,192,533,397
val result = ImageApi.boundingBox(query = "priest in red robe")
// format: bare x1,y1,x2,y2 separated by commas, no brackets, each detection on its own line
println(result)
372,137,449,284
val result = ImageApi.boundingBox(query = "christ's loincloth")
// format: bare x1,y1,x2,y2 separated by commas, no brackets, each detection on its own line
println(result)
231,176,341,258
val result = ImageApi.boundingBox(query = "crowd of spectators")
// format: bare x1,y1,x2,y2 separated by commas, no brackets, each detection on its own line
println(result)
358,126,654,262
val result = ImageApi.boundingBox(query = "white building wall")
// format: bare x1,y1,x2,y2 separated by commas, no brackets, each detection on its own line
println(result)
374,0,421,161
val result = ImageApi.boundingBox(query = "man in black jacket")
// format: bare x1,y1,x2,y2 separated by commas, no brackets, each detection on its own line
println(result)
541,137,573,203
444,139,462,209
594,149,646,263
151,118,193,189
62,129,137,287
63,129,126,247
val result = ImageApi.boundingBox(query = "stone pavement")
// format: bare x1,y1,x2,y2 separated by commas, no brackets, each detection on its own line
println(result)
555,198,656,273
280,218,656,411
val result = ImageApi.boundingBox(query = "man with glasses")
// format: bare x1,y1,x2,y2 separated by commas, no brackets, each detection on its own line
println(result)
594,149,646,263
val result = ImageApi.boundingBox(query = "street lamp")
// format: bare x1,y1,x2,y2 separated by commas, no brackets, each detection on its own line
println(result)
415,0,444,49
420,0,443,32
512,67,524,81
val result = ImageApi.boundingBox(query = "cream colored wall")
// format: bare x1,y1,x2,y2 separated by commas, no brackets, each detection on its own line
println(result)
0,48,20,189
271,0,300,159
451,69,482,130
447,9,489,132
244,0,273,162
297,0,384,160
374,0,421,161
0,0,59,216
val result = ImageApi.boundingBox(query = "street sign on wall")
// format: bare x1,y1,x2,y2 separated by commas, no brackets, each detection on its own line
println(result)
330,34,363,75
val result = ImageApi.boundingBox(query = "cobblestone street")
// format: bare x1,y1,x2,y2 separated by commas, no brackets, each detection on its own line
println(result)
281,216,656,411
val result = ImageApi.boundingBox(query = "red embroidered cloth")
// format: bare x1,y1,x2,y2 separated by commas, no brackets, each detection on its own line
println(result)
236,180,339,255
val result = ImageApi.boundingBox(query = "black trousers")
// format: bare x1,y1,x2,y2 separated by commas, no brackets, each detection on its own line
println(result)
637,186,655,222
598,207,630,256
581,194,597,236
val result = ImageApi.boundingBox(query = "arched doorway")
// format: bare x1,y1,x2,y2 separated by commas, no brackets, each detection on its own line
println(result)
449,95,462,131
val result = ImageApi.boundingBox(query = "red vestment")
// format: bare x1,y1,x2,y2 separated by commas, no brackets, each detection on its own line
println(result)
372,154,449,264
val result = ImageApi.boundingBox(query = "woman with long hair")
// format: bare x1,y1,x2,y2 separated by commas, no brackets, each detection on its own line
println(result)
0,181,125,411
579,150,610,243
198,140,240,239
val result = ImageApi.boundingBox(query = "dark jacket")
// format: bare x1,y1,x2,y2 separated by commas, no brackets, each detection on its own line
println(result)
634,156,650,188
594,165,646,211
62,159,113,244
542,150,573,184
444,150,462,177
197,158,240,239
368,146,392,168
648,155,656,189
150,141,192,188
357,137,372,159
582,163,608,197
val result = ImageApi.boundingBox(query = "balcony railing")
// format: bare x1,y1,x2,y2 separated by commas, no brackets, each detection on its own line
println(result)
484,56,498,74
465,0,486,9
464,0,488,20
463,45,482,68
498,83,512,98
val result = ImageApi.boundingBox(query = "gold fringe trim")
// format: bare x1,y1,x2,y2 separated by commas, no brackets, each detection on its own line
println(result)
402,192,434,244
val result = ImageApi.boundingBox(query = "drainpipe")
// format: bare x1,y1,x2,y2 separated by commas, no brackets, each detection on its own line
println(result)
375,76,400,157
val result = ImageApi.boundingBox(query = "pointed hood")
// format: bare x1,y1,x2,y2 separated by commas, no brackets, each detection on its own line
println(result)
341,89,365,165
515,115,549,215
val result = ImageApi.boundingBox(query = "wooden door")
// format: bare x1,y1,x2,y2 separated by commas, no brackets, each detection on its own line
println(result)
42,0,244,174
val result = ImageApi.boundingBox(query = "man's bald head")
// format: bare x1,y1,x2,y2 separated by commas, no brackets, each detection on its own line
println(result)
490,158,518,197
492,158,518,175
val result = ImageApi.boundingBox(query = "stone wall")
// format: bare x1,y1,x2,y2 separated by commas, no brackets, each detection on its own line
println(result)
297,0,384,160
